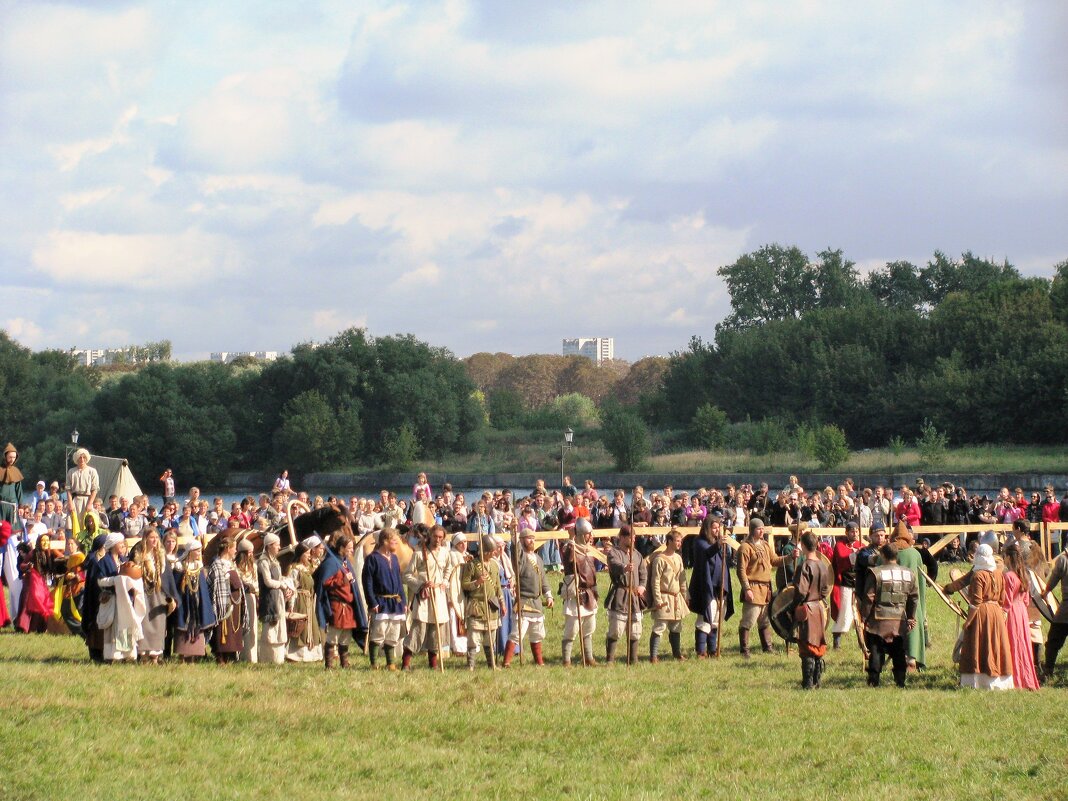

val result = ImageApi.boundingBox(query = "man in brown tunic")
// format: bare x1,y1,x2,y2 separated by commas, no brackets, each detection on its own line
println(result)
561,520,599,667
860,543,918,687
737,518,785,657
792,531,832,689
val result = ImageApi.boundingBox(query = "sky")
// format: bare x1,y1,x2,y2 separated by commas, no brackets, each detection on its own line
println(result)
1,1,1066,362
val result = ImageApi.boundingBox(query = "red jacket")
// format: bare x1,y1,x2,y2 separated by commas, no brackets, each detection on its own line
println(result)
895,500,921,527
1042,501,1060,524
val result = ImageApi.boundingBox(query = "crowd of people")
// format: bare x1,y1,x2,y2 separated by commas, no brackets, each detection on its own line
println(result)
1,447,1065,691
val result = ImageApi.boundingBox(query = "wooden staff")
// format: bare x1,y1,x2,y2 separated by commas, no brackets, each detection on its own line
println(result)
715,536,727,658
423,540,446,673
474,524,497,671
626,524,637,666
511,517,523,665
569,530,587,669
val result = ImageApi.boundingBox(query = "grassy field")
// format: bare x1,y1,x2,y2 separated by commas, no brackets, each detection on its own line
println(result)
407,430,1068,476
2,573,1066,801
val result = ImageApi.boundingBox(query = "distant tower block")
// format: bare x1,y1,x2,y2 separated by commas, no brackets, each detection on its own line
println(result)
562,337,614,365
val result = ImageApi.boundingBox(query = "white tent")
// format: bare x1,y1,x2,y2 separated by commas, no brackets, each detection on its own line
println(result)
91,455,144,503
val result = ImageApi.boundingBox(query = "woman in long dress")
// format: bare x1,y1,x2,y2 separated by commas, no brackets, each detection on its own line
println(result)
173,539,216,662
236,538,259,663
943,543,1014,690
0,443,24,529
1002,544,1041,690
131,527,174,663
256,533,288,664
209,536,245,664
285,538,323,662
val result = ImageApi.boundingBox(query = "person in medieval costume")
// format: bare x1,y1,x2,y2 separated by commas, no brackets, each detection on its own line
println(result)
130,527,176,663
605,524,648,665
560,518,599,667
503,528,553,667
209,536,245,665
649,528,688,663
446,532,470,657
0,443,24,529
173,539,217,662
315,534,361,669
1001,544,1041,690
402,524,452,670
688,514,734,658
15,534,57,633
0,520,13,628
892,521,927,670
65,448,99,522
362,528,407,670
791,530,833,689
257,533,289,664
943,544,1015,690
829,521,861,649
861,543,918,688
235,538,259,663
737,517,785,658
78,532,112,662
460,535,504,670
97,545,147,663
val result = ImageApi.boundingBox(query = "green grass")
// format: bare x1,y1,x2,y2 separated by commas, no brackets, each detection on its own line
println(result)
2,573,1066,801
405,435,1068,475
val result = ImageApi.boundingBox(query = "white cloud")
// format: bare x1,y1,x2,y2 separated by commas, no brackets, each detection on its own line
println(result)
31,229,242,287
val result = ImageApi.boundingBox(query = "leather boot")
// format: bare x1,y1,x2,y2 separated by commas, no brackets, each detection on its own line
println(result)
502,640,517,667
338,645,351,669
759,627,775,654
531,641,545,666
605,638,618,665
739,628,751,659
384,645,396,670
368,643,379,669
428,651,438,670
649,634,661,664
561,639,574,667
893,667,907,688
627,639,639,665
324,644,337,670
708,629,719,657
801,657,815,690
694,630,707,657
832,633,841,650
1033,644,1045,684
583,634,597,666
813,657,825,688
401,648,413,671
669,632,685,660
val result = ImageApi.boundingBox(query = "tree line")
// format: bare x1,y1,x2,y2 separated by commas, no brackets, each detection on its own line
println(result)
0,329,483,486
3,246,1065,481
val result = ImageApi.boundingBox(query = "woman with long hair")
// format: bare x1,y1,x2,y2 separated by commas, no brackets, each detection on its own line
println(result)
1002,544,1041,689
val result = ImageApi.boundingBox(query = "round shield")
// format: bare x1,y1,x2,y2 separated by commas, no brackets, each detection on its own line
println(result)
1029,569,1059,624
769,586,798,643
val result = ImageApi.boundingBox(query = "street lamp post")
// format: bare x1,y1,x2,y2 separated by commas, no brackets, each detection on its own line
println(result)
560,427,574,489
63,428,79,488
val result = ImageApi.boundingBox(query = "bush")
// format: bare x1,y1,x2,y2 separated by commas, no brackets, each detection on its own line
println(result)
600,404,652,471
812,424,850,470
888,434,906,456
916,419,948,469
690,403,728,449
381,423,420,470
727,417,792,455
525,393,600,430
795,422,818,460
487,389,524,429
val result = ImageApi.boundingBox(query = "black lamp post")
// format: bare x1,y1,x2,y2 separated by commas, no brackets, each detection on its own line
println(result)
560,427,574,488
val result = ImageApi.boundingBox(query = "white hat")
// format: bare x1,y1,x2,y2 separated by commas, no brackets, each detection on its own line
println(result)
263,533,281,548
237,539,254,554
185,539,203,553
104,532,124,550
303,535,322,549
973,544,996,573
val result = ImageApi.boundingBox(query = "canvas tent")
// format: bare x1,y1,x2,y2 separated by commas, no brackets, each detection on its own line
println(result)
90,455,144,503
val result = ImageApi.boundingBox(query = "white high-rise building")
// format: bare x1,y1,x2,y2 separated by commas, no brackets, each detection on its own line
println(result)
562,337,614,364
209,351,279,364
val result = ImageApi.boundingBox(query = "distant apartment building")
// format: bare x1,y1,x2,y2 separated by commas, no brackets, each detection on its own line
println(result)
70,345,170,367
210,351,279,364
562,337,614,364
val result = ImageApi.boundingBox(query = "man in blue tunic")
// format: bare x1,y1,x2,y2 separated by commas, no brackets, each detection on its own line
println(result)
362,528,407,670
688,514,734,657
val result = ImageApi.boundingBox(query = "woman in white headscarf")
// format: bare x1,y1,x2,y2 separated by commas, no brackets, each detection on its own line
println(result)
256,533,289,664
943,543,1014,690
